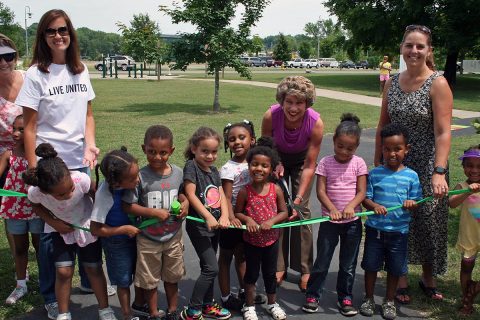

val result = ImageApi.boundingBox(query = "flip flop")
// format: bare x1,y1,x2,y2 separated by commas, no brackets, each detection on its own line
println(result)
395,287,411,304
418,280,443,300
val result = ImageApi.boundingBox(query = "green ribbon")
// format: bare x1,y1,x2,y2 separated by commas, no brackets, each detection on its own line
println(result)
1,188,472,232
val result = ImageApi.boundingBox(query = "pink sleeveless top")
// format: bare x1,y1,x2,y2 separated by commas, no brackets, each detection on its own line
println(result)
270,104,320,154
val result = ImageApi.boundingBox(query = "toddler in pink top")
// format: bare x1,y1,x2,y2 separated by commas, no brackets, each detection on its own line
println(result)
303,113,367,316
235,137,288,320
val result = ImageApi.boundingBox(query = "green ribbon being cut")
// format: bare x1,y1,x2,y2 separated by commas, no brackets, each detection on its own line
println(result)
0,188,471,232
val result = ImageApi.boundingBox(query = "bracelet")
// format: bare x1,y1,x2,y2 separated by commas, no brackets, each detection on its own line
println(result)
295,195,304,201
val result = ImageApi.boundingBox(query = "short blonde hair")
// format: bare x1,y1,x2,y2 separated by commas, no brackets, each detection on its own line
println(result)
276,76,316,107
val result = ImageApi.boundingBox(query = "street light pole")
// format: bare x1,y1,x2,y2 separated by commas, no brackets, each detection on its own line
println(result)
24,6,32,58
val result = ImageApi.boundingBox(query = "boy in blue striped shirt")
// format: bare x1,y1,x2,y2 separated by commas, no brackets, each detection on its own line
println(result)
359,123,422,320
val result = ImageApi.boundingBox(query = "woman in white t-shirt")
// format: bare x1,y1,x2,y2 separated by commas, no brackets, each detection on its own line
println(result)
15,9,103,320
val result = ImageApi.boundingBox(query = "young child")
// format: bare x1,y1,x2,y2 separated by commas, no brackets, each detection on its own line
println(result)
449,145,480,315
360,123,421,320
90,148,143,320
23,143,116,320
303,113,367,316
0,115,42,305
181,126,231,320
234,137,288,320
218,120,256,310
123,125,189,320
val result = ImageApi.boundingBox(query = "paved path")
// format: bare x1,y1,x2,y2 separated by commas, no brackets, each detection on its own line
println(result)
19,75,478,320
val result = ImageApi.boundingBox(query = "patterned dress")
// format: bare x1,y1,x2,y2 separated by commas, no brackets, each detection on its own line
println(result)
386,72,448,275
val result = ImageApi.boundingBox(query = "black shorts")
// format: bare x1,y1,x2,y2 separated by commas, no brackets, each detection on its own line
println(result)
51,232,102,268
219,228,244,250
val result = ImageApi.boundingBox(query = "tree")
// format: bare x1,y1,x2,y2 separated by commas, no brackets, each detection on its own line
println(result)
325,0,480,89
273,33,291,62
298,41,312,59
304,20,321,58
77,28,122,60
250,35,264,56
161,0,270,112
117,13,163,69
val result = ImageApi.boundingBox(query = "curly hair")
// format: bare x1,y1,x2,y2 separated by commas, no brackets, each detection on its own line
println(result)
95,146,138,193
380,123,409,144
246,136,280,170
184,127,221,160
276,76,316,107
22,143,70,193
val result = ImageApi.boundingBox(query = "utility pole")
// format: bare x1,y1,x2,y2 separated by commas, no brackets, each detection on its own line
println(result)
24,6,32,58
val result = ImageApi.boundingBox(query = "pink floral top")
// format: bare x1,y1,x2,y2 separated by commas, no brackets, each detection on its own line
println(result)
0,97,22,154
0,154,34,220
242,183,280,247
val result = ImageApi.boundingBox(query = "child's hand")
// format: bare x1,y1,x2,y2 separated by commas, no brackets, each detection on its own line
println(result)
329,209,342,221
122,225,140,238
469,183,480,193
50,220,74,234
205,216,219,231
153,209,170,221
260,220,274,231
342,206,356,219
230,217,243,229
218,216,230,229
179,201,189,219
403,200,418,210
373,205,388,215
246,218,259,233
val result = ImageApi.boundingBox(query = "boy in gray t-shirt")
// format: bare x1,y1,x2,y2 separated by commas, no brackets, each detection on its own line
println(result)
123,125,188,320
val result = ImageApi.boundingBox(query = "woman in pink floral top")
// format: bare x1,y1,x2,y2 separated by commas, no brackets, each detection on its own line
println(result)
235,138,288,320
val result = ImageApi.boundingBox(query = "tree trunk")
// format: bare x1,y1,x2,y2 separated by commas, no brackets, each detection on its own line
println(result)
213,69,220,112
443,51,458,91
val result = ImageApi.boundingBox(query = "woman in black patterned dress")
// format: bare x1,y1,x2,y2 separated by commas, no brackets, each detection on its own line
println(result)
374,25,453,303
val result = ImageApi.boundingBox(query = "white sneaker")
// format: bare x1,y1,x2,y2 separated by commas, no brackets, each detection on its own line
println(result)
266,303,287,320
99,306,118,320
45,302,59,320
79,284,116,296
5,286,27,305
56,312,72,320
242,305,258,320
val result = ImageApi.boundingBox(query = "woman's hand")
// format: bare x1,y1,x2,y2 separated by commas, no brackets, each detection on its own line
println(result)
83,145,100,170
432,173,449,198
273,163,284,179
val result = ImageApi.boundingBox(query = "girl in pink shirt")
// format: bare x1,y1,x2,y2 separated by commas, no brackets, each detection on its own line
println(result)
235,137,288,320
302,114,367,316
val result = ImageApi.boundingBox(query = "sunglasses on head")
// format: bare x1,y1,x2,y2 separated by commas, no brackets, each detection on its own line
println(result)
0,52,16,62
405,25,431,34
45,26,69,37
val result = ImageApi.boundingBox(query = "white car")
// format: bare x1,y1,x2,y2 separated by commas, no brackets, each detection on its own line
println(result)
286,58,304,68
301,59,319,68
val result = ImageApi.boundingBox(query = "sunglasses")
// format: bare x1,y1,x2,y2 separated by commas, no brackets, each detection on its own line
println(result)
405,25,431,34
0,52,16,62
45,26,69,37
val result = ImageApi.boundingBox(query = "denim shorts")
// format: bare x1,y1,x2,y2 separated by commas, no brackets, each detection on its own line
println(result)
361,226,408,277
6,218,44,235
51,232,102,268
102,236,137,288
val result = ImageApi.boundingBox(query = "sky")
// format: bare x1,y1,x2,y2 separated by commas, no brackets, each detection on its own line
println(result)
3,0,334,37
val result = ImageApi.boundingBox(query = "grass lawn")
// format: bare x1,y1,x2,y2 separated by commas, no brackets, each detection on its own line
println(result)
180,71,480,112
0,78,478,319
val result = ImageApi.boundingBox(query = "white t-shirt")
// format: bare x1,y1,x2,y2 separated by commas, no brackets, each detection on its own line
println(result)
16,63,95,169
90,180,114,224
220,160,250,206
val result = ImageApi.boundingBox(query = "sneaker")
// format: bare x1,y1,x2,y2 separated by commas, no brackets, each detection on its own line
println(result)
165,311,180,320
45,302,59,320
180,307,204,320
131,303,165,318
56,312,72,320
5,286,27,305
266,303,287,320
359,298,375,317
337,298,358,316
222,294,243,311
381,300,397,320
79,284,116,296
99,306,118,320
302,297,319,313
241,305,258,320
202,302,231,319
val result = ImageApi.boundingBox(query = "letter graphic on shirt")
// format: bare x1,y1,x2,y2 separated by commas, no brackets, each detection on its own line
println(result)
147,190,178,209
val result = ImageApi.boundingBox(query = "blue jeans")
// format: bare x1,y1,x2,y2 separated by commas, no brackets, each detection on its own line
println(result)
306,219,362,302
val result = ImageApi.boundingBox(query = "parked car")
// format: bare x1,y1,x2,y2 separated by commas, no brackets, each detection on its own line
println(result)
355,60,370,69
249,57,266,67
95,55,135,71
267,58,283,67
318,57,338,67
301,59,319,68
329,60,339,68
285,58,304,68
339,60,356,69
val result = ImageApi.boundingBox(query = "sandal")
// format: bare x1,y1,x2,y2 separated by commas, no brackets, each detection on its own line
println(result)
418,280,443,300
395,287,411,304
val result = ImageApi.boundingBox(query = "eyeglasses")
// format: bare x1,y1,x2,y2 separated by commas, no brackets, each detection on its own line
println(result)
405,25,431,34
0,52,16,62
45,26,69,37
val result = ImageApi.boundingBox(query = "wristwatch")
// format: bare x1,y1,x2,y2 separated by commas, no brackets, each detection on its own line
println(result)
433,166,447,174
